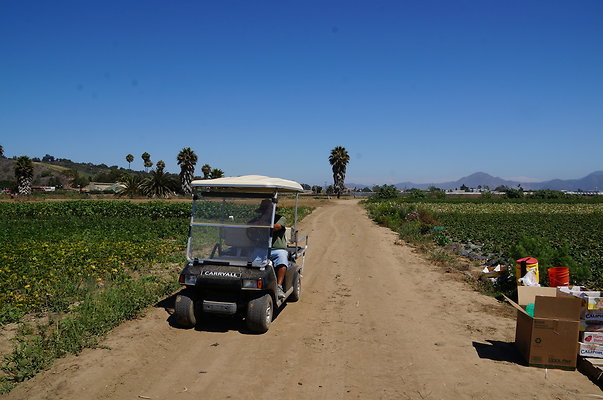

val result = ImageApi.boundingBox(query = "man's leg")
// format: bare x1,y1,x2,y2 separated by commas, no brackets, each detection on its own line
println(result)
271,250,289,299
276,264,286,285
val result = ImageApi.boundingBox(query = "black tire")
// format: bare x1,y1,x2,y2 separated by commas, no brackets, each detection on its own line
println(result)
246,294,273,333
289,271,301,302
174,292,196,328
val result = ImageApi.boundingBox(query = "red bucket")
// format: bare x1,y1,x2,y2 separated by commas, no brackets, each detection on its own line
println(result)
548,267,570,287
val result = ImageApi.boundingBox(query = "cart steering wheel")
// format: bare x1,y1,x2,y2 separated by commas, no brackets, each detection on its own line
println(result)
246,227,266,244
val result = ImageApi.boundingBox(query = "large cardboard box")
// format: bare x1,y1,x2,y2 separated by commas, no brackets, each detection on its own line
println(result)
506,287,582,370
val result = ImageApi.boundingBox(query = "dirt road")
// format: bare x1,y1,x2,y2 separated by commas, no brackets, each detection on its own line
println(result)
5,200,601,399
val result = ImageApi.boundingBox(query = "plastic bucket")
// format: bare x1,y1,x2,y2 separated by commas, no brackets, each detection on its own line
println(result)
516,257,539,285
548,267,570,287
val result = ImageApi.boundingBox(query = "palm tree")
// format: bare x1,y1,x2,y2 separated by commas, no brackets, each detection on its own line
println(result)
328,146,350,199
141,152,151,172
140,169,175,198
201,164,211,179
126,154,134,170
177,147,198,194
0,145,5,158
116,174,142,198
156,160,165,173
210,168,224,179
14,156,34,195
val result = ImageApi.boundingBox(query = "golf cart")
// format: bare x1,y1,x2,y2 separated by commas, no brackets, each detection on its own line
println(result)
174,175,309,333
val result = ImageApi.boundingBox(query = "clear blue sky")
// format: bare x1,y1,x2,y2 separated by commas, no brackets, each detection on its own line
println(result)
1,0,602,186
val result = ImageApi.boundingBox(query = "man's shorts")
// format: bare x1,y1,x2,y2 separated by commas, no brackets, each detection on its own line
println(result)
269,249,289,268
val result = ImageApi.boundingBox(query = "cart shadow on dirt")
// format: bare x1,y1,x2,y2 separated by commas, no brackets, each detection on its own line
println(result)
155,293,287,335
472,340,524,364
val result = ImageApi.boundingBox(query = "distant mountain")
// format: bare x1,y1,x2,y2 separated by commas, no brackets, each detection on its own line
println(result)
392,172,517,191
346,183,370,189
387,171,603,191
532,171,603,191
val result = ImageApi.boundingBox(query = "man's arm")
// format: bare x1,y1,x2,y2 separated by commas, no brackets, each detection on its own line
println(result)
273,215,286,231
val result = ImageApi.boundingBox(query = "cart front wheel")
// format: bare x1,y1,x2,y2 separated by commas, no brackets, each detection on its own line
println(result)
246,294,273,333
174,292,196,328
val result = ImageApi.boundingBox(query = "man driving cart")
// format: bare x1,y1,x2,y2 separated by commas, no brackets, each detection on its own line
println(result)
174,175,309,333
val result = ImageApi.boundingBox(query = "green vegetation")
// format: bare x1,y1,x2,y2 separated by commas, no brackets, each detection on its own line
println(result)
364,198,603,290
371,184,400,199
0,201,190,323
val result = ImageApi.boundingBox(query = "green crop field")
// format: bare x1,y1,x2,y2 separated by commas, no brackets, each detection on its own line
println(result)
365,199,603,289
0,201,191,324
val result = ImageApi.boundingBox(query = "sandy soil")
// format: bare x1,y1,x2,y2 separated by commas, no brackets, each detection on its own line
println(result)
4,200,601,400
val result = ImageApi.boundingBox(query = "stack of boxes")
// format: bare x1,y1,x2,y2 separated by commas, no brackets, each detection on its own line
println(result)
559,287,603,358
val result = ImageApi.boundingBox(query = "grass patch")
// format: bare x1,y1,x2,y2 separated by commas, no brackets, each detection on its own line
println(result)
1,276,177,392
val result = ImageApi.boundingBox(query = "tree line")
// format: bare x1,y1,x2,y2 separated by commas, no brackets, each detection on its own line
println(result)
3,146,223,198
2,143,352,198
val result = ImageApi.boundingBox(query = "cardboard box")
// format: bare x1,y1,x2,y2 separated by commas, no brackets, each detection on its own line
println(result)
585,296,603,310
506,287,582,370
558,287,603,310
582,309,603,323
579,342,603,359
582,332,603,345
580,321,603,332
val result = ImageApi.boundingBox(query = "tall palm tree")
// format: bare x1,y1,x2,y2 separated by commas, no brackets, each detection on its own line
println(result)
156,160,165,173
201,164,211,179
177,147,198,194
0,145,5,158
328,146,350,199
141,152,151,172
126,154,134,170
14,156,34,195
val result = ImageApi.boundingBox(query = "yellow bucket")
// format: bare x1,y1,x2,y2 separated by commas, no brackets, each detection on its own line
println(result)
516,257,539,285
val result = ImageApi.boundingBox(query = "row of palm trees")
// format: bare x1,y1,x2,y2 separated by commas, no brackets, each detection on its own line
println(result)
118,147,226,198
10,145,350,198
10,147,225,198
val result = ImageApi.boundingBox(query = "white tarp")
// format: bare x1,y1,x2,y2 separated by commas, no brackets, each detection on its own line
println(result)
191,175,303,193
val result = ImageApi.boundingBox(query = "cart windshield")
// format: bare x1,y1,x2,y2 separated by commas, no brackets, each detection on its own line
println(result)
187,192,275,266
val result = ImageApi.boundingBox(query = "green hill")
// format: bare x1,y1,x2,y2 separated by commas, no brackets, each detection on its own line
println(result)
0,157,144,190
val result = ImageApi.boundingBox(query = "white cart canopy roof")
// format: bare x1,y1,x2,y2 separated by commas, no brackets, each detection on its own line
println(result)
191,175,303,193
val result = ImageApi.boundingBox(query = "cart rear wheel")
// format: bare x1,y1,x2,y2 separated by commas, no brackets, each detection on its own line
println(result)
246,294,273,333
289,272,301,302
174,292,196,328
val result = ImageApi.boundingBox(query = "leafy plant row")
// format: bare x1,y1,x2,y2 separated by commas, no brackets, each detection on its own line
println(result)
364,200,603,288
0,200,191,219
